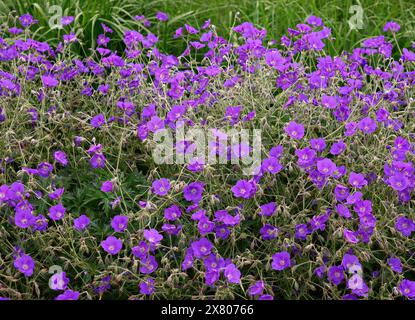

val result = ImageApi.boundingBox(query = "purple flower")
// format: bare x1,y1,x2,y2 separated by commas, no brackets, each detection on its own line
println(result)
329,140,346,155
54,151,68,166
183,182,204,202
191,238,213,259
383,21,400,33
14,254,35,277
101,236,123,255
260,224,279,240
48,188,64,200
261,157,283,174
132,241,149,259
139,255,158,274
306,15,323,26
269,145,284,158
156,11,169,22
7,182,25,201
395,216,415,237
284,121,305,140
63,32,77,43
152,178,171,196
399,279,415,298
224,263,241,284
61,16,74,26
91,114,105,128
316,158,336,176
139,278,155,295
55,290,80,300
185,24,199,34
342,293,359,300
205,270,220,286
265,50,286,70
358,117,377,134
388,173,409,191
295,223,311,240
50,271,70,291
343,229,359,244
271,251,291,271
348,172,368,189
33,214,48,232
162,223,182,235
310,138,326,152
341,254,361,272
101,180,114,192
334,185,350,201
347,274,366,294
164,205,182,221
8,27,23,35
41,75,58,88
111,215,129,233
387,257,403,273
49,203,66,221
259,202,277,217
73,215,90,231
14,210,35,229
215,225,230,240
314,265,326,278
248,281,265,297
37,162,53,178
19,14,37,28
295,147,316,167
328,266,344,285
231,179,256,199
90,153,106,169
143,229,163,245
197,217,215,235
203,254,224,272
321,95,337,109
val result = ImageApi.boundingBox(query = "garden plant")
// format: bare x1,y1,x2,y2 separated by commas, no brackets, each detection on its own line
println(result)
0,7,414,300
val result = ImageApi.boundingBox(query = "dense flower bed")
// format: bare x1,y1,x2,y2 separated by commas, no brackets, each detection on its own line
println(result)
0,12,415,300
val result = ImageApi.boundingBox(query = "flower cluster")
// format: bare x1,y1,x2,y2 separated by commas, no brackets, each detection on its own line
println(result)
0,12,414,300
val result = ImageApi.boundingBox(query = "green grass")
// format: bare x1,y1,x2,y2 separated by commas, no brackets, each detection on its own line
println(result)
1,0,414,56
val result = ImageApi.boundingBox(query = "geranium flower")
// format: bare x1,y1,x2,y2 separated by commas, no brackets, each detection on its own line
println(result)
348,172,368,189
399,279,415,298
183,182,204,202
143,228,163,245
259,202,277,217
387,257,402,273
231,179,256,199
101,236,123,255
101,180,114,192
50,271,70,291
49,203,66,221
191,238,213,259
73,215,90,231
54,151,68,166
139,278,155,295
271,251,291,271
14,254,35,277
111,215,129,232
152,178,171,196
55,290,80,300
328,266,345,285
284,121,305,140
224,263,241,284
